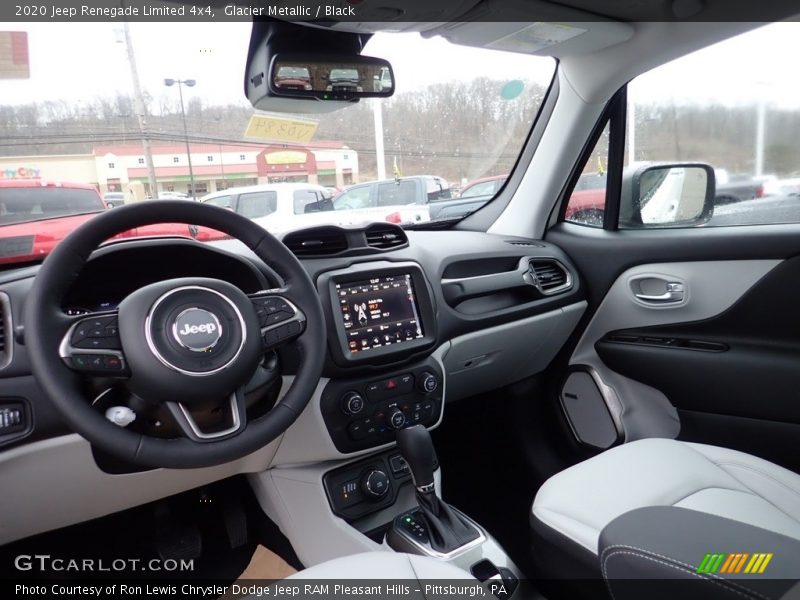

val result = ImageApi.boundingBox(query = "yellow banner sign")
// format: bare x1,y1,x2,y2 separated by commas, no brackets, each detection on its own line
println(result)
244,114,318,143
265,151,308,165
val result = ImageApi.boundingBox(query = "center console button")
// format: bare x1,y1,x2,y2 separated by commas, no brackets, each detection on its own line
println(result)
398,374,415,393
389,454,410,475
347,420,367,440
387,408,406,430
361,469,390,499
341,391,365,415
365,382,382,401
419,372,439,394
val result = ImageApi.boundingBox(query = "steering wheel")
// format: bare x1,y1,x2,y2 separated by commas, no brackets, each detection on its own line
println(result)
25,201,326,469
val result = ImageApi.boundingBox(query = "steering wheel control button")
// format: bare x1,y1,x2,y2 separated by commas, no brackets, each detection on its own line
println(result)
361,469,390,500
67,352,126,374
69,354,92,370
70,316,116,345
262,319,304,349
172,307,223,352
251,295,299,329
103,355,124,371
74,336,122,350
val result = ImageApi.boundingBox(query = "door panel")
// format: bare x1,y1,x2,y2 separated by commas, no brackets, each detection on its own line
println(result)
595,256,800,425
546,222,800,471
569,258,779,442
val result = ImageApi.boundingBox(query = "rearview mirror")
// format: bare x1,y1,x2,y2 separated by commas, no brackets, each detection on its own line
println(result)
269,54,394,101
621,163,715,228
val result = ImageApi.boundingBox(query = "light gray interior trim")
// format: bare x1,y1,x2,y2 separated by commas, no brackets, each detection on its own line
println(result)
570,260,781,441
0,434,278,546
488,70,606,239
441,301,586,402
271,346,448,466
248,460,442,567
533,438,800,556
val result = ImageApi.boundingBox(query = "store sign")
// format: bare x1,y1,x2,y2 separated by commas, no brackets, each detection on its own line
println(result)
244,114,317,143
265,151,308,165
1,166,41,179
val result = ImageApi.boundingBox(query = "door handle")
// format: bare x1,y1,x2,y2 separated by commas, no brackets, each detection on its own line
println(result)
634,282,684,304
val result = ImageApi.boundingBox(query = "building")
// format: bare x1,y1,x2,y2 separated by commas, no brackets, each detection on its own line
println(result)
0,141,358,199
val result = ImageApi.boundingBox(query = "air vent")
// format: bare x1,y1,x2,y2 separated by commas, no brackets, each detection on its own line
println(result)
506,240,545,248
365,224,408,250
283,227,349,257
529,260,572,294
0,293,11,369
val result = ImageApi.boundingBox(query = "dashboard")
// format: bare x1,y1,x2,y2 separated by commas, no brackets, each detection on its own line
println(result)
0,224,587,545
0,227,586,450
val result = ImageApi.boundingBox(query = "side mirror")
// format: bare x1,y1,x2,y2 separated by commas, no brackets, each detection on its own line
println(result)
621,162,715,228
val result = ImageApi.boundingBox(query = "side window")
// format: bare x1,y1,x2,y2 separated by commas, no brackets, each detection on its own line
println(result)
293,190,333,214
237,191,277,219
203,195,232,209
425,178,452,202
565,122,610,227
334,186,371,210
377,180,417,207
461,180,496,198
625,23,800,228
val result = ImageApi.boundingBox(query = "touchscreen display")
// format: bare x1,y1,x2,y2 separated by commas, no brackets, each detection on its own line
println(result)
335,274,424,353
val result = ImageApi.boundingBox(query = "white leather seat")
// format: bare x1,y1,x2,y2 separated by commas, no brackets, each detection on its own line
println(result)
532,438,800,556
286,551,475,580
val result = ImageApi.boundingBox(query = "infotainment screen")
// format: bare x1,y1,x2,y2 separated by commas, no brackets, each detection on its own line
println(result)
335,274,424,353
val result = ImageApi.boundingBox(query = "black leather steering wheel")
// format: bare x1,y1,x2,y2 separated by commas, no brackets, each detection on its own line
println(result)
25,201,326,469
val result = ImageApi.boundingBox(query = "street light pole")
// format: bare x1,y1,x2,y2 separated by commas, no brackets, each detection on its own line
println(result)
121,23,159,199
164,78,197,198
755,96,767,178
372,99,386,180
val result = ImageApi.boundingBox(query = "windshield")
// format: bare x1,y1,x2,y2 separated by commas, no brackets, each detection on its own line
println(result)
0,22,553,266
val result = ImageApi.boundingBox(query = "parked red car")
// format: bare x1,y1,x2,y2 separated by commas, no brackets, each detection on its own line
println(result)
459,174,508,198
564,173,607,225
0,180,227,265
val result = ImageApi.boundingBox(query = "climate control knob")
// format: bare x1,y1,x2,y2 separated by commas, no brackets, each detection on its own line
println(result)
387,408,407,430
419,372,439,394
341,391,365,416
361,469,390,500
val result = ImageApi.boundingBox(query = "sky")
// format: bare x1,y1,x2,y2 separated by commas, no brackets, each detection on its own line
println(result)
2,21,800,111
1,21,555,110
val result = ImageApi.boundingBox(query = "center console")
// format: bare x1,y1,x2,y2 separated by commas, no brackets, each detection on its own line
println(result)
251,261,520,593
320,359,443,453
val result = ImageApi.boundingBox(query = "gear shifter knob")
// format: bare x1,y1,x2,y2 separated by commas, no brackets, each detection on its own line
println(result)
396,425,437,491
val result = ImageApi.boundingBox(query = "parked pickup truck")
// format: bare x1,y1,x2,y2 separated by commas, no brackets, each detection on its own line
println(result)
333,175,487,224
0,180,226,266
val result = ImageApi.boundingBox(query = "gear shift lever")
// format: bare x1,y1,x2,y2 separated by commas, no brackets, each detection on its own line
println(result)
396,422,437,492
394,425,480,554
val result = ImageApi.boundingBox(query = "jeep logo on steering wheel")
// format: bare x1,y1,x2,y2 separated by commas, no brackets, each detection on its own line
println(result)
172,308,223,352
